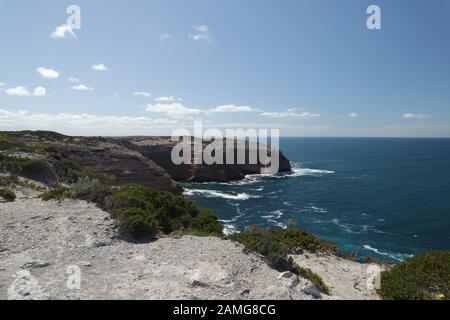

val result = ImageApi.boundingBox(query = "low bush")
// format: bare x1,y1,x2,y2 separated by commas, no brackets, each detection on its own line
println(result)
41,181,223,239
0,134,15,150
113,207,158,238
70,176,104,202
0,175,20,187
291,262,330,294
232,222,335,294
378,251,450,300
0,188,16,202
102,184,223,238
0,155,57,186
40,187,72,201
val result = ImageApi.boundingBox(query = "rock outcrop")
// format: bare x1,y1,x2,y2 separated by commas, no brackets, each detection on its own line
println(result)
0,192,378,300
3,133,181,193
3,131,292,188
129,137,292,182
0,196,321,300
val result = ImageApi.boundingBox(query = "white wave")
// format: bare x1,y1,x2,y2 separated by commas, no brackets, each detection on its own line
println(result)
302,205,328,214
262,210,287,229
331,219,388,235
332,219,357,234
267,219,287,229
222,224,240,236
363,245,413,262
290,167,335,177
183,189,260,200
262,209,284,220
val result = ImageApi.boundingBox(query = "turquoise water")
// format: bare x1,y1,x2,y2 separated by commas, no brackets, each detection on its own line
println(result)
183,138,450,262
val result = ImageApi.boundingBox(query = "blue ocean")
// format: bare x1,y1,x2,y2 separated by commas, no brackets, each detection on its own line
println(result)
184,138,450,262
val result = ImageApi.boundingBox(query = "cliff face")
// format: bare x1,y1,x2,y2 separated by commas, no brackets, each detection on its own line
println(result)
129,137,292,183
2,131,292,190
3,133,181,194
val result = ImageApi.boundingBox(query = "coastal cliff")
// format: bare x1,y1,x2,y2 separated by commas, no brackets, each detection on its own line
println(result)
2,131,448,301
0,130,378,300
0,194,377,300
128,137,292,182
1,131,291,189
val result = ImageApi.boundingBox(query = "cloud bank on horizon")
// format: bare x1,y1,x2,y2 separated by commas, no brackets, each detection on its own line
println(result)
0,0,449,137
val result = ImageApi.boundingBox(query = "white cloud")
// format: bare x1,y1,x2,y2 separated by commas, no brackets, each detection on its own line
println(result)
146,102,201,118
261,111,320,119
189,25,212,44
194,25,209,33
5,86,31,96
0,109,178,136
0,83,6,87
208,104,258,113
71,84,94,91
68,76,80,83
51,24,76,38
155,96,182,102
4,86,47,97
133,92,151,98
349,112,359,118
401,113,431,119
160,33,172,40
92,63,108,71
33,87,47,97
189,33,213,44
37,67,60,79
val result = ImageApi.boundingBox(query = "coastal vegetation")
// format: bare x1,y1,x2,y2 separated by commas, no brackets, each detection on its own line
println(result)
0,188,16,202
41,180,223,239
0,134,15,150
378,251,450,300
3,131,450,300
232,224,338,294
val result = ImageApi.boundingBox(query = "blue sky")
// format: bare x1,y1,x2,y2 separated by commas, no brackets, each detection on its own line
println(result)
1,0,449,136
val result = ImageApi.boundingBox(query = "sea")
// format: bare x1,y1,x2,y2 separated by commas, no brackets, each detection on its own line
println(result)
183,138,450,262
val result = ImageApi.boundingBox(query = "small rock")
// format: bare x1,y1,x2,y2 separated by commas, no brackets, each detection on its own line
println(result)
302,282,322,299
21,259,50,269
77,261,92,267
278,271,300,289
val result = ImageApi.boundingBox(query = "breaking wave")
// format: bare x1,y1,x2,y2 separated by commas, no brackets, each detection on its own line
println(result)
183,189,260,201
363,245,414,262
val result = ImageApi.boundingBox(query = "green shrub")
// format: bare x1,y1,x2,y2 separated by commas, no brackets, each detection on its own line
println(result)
70,176,104,202
232,222,335,294
0,155,57,186
291,262,330,294
0,175,20,187
113,207,158,238
378,251,450,300
0,134,15,150
34,146,64,160
40,187,72,201
102,184,223,238
184,208,224,237
234,223,338,260
0,188,16,202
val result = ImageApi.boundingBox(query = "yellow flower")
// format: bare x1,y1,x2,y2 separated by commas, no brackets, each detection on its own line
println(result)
437,293,445,300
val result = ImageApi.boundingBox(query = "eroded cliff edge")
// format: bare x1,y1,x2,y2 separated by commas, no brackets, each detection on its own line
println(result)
2,131,291,191
0,195,378,300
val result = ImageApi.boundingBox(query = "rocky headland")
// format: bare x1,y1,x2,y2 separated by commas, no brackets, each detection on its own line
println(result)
3,130,446,301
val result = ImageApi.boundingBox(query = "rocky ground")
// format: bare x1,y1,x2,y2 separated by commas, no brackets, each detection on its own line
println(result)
0,191,379,300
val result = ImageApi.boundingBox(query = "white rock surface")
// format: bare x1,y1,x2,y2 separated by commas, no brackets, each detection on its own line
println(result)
0,197,319,300
291,252,380,300
0,195,378,300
